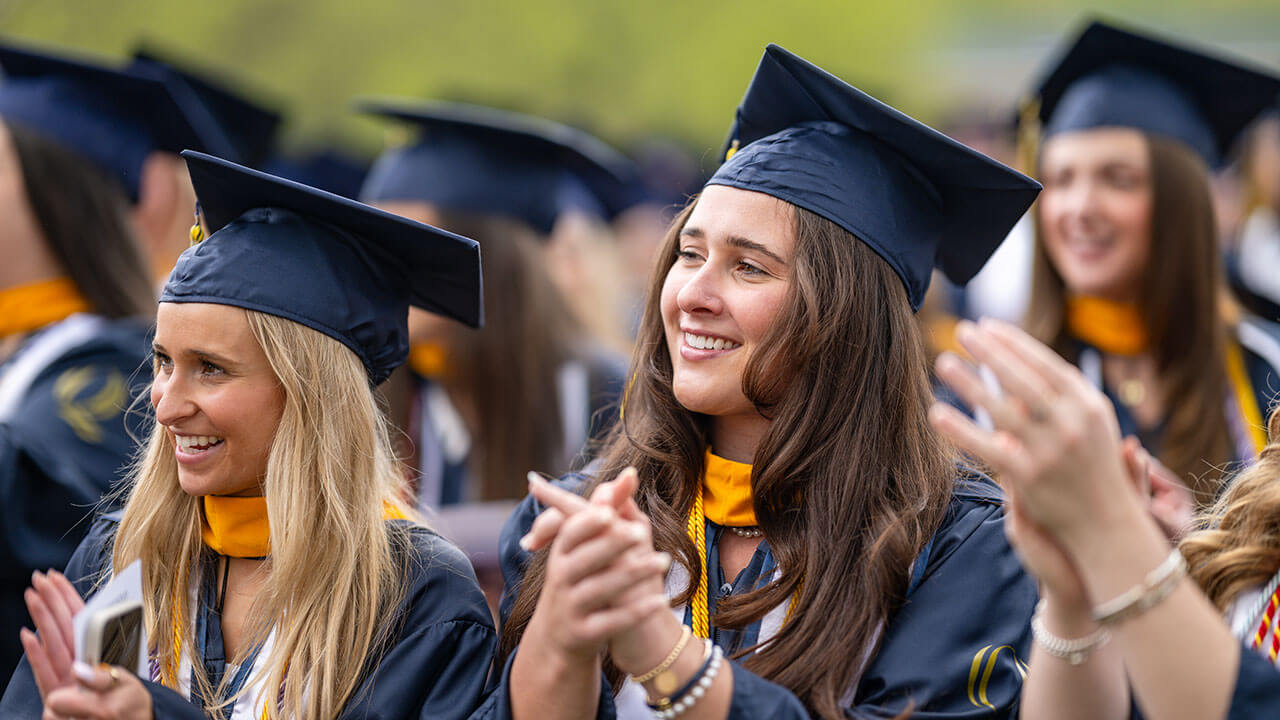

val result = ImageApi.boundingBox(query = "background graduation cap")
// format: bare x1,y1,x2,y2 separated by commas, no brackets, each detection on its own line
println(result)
356,99,637,235
1028,19,1280,167
164,151,483,385
129,45,283,168
709,44,1041,311
0,40,235,200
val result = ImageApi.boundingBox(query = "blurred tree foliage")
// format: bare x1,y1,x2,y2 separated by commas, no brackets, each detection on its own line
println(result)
1,0,1277,163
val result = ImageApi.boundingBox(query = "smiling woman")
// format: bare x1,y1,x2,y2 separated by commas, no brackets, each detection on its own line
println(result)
1022,20,1280,503
0,153,496,720
477,44,1041,720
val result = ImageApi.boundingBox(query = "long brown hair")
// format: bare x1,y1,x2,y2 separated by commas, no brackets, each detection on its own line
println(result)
1025,134,1232,498
1183,408,1280,611
9,122,154,318
433,210,580,500
500,198,954,719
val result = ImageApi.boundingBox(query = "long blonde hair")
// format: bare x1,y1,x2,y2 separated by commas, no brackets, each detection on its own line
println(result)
113,308,413,719
1183,408,1280,612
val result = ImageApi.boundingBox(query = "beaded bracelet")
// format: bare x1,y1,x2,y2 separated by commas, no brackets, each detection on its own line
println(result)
1091,548,1187,626
1030,599,1111,665
648,640,724,719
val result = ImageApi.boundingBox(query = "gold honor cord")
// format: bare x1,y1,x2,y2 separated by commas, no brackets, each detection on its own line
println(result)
1227,341,1268,454
685,489,802,641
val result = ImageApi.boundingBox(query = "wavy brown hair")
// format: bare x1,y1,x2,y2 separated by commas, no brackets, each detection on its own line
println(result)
1025,135,1232,500
1183,408,1280,612
499,198,954,719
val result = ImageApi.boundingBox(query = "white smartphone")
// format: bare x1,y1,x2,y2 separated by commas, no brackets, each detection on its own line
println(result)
974,364,1003,431
82,599,143,668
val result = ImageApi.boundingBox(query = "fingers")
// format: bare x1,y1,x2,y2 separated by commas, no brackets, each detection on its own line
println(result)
588,467,639,511
569,551,671,612
1120,437,1152,497
557,514,653,585
520,507,565,552
928,402,1026,475
24,587,73,677
20,628,54,699
976,318,1081,395
952,328,1058,427
526,472,589,516
578,592,671,640
934,353,1027,432
32,573,77,658
48,572,85,616
72,661,117,692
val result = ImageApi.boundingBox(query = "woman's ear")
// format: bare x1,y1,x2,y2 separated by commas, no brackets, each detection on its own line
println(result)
131,152,194,274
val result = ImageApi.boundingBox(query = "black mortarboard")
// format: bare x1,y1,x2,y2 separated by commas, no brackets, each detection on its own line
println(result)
1030,20,1280,167
162,151,483,385
0,41,232,200
356,99,634,234
129,47,282,168
709,44,1040,311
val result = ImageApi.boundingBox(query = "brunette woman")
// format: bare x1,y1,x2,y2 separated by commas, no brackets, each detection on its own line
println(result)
1,152,495,719
472,45,1042,720
1020,20,1280,503
358,100,629,507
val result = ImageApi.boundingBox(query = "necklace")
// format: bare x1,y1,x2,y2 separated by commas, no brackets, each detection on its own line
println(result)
728,526,763,538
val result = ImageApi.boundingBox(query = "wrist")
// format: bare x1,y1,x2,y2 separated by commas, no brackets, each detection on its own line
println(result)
1039,591,1101,638
1056,490,1152,564
612,610,683,676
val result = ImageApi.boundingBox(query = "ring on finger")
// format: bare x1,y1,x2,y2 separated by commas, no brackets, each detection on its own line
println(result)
108,665,120,688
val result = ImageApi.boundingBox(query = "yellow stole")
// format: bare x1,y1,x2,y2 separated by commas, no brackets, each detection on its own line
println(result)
1065,296,1148,356
685,449,799,639
0,277,92,338
408,342,448,379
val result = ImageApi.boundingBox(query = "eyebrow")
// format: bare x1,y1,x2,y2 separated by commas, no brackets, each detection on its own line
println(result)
681,227,789,266
151,342,238,367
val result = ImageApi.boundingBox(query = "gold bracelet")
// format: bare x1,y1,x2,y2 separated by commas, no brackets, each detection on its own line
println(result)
632,624,692,685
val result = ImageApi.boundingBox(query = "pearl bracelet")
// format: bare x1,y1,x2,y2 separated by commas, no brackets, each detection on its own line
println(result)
1030,599,1111,665
649,641,723,719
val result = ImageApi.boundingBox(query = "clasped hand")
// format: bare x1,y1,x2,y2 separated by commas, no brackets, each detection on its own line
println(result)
520,468,678,674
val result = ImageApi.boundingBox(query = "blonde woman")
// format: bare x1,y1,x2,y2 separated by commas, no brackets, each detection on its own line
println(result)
0,152,495,719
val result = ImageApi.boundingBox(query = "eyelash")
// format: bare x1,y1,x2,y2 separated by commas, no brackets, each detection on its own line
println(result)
151,354,224,377
678,249,767,276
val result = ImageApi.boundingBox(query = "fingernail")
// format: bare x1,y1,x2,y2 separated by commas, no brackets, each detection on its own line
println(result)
72,661,95,683
526,471,543,486
518,535,533,551
655,552,672,571
629,525,647,543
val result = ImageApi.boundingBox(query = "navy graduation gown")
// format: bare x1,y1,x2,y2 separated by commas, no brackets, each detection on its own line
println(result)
472,473,1037,719
1,514,497,719
0,315,151,679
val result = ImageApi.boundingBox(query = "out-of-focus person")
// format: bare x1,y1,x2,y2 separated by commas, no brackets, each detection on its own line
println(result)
1230,111,1280,321
1018,20,1280,504
127,45,284,282
0,41,226,679
356,100,629,582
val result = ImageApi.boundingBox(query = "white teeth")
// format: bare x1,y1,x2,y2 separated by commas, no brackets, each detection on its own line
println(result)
683,332,740,351
176,435,224,453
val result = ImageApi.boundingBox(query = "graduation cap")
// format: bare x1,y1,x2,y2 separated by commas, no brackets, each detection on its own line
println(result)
1029,19,1280,167
163,151,483,385
129,47,283,168
0,41,233,201
709,44,1041,311
263,148,372,200
356,99,635,234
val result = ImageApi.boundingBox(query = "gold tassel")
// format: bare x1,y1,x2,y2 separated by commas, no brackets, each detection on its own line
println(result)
1015,97,1042,177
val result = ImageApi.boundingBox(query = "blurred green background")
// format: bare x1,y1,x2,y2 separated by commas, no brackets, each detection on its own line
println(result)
2,0,1278,165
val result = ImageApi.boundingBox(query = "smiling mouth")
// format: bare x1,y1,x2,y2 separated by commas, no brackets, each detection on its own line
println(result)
175,435,224,454
683,332,741,351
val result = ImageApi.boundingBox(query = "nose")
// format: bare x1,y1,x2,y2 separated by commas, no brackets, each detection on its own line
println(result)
151,371,195,428
675,263,725,316
1056,177,1104,231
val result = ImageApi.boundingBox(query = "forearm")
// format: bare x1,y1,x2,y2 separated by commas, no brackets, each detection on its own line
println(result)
1020,594,1129,720
1069,510,1238,720
509,620,604,720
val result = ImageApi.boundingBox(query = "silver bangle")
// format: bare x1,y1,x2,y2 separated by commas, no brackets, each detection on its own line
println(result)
653,642,723,719
1091,548,1188,626
1031,599,1111,665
